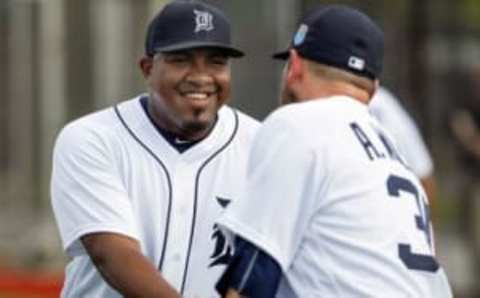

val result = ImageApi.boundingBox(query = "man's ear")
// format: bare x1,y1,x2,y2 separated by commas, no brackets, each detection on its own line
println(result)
286,49,304,86
374,79,380,91
371,79,380,97
139,56,153,79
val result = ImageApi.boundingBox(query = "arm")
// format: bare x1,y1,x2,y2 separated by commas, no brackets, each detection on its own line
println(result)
82,232,180,298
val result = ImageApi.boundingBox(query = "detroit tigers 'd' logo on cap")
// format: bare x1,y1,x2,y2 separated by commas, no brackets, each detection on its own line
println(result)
194,9,214,33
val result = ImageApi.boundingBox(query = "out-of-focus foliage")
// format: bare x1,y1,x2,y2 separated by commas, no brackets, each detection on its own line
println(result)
463,0,480,28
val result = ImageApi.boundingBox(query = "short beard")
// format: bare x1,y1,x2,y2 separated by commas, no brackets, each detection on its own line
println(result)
180,113,217,140
182,121,209,134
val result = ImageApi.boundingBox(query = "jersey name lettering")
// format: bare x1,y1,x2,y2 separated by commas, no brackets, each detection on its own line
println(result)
350,122,404,165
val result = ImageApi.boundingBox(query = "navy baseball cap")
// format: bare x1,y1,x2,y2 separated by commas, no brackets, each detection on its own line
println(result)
273,5,384,79
145,0,244,57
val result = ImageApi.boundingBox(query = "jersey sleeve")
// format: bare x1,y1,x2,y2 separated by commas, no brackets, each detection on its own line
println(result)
51,121,139,257
370,88,434,178
217,112,320,271
391,116,433,178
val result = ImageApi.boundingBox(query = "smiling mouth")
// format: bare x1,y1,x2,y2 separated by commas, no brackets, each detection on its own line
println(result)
182,91,212,100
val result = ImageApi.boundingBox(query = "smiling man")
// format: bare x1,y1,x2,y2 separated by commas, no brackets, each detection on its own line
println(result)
50,1,259,297
140,47,232,142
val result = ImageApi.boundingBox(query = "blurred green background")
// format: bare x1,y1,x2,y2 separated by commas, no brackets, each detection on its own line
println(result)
1,0,479,297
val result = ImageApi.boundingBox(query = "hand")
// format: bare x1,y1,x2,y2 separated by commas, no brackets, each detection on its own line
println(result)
225,288,243,298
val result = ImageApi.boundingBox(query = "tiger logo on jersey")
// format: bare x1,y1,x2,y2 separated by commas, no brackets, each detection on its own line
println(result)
209,197,232,267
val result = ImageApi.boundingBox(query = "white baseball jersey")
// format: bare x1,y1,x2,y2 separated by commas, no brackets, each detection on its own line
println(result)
218,96,452,297
51,95,259,298
370,87,434,178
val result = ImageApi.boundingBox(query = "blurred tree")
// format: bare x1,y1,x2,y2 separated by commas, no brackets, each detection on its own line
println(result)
65,0,94,119
38,0,67,210
7,0,36,208
463,0,480,29
405,0,430,137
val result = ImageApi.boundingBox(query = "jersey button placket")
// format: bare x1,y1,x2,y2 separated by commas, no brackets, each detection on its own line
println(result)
161,161,197,290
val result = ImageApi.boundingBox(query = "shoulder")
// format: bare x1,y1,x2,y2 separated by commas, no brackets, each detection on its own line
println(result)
263,102,311,127
56,108,116,146
53,112,116,169
54,97,140,159
254,104,313,148
267,96,361,128
56,96,141,143
257,98,369,154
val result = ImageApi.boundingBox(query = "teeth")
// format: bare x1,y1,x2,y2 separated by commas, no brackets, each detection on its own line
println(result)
185,92,209,99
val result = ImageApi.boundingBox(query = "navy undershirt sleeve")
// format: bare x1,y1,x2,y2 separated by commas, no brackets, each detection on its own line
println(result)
216,237,282,298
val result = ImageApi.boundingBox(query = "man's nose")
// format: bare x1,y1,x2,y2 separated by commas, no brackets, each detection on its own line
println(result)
185,61,214,85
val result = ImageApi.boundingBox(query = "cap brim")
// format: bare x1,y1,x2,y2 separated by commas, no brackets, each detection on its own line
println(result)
272,50,290,60
155,41,244,58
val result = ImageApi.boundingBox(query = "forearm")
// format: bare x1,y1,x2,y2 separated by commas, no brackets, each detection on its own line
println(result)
95,247,179,298
82,233,180,298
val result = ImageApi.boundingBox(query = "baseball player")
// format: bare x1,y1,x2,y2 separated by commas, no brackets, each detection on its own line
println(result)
50,1,259,297
215,5,453,298
370,87,437,203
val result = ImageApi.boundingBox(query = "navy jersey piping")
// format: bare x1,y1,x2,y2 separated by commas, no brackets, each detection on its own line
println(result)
180,108,240,294
113,105,173,271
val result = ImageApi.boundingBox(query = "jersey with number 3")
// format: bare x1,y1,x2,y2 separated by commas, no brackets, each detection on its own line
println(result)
218,96,453,298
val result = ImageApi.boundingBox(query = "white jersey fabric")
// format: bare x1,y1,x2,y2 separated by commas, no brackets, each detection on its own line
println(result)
218,96,452,298
51,95,259,298
369,87,433,178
